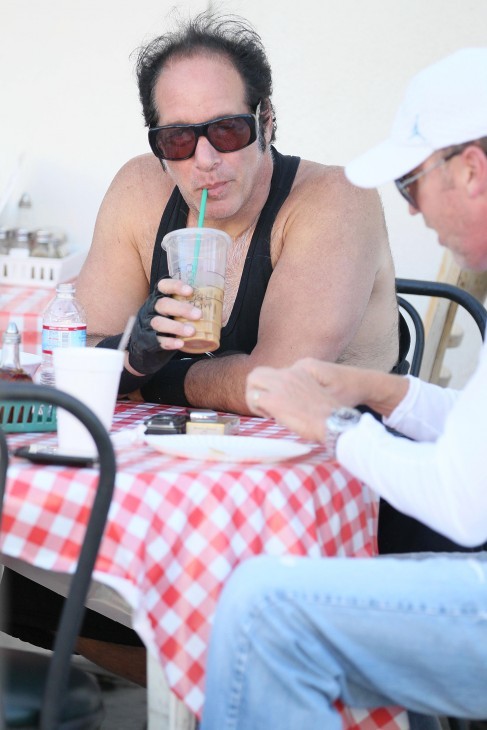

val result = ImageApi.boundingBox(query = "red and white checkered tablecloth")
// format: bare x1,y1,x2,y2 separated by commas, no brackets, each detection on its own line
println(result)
0,284,55,353
1,401,408,729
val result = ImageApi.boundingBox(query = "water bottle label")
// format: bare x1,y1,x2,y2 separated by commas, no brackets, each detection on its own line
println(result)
41,325,87,354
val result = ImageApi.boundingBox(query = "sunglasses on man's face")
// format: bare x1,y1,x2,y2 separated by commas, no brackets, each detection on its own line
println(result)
394,149,462,209
148,104,260,162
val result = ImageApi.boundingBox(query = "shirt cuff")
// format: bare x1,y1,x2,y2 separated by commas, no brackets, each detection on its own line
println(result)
383,375,419,430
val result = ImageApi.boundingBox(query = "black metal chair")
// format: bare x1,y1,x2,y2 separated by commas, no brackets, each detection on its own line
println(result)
384,280,487,555
396,277,487,377
394,281,486,730
0,382,117,730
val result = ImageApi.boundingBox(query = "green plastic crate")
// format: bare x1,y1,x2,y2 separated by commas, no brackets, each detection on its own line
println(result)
0,401,57,432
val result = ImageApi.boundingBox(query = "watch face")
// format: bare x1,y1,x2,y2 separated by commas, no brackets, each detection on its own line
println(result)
331,407,361,428
325,407,361,460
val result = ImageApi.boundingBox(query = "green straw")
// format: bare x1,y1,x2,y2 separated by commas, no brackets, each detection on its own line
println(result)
197,188,208,228
191,188,208,285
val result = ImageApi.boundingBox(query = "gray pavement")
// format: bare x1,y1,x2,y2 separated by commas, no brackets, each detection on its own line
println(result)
74,657,147,730
0,632,147,729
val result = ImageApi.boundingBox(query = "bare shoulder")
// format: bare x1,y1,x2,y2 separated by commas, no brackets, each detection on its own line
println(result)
90,153,174,272
272,158,387,261
77,153,174,334
103,153,172,218
290,159,384,221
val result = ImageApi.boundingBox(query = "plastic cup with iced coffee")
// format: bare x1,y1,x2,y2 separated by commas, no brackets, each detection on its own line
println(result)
162,228,230,354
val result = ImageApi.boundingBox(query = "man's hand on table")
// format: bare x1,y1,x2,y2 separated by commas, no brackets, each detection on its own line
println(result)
245,358,411,441
245,359,338,442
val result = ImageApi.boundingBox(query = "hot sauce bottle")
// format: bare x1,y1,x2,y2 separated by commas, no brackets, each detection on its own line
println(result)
0,323,33,425
0,323,33,382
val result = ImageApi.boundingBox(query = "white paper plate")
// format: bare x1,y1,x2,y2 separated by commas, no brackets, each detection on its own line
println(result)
144,434,311,463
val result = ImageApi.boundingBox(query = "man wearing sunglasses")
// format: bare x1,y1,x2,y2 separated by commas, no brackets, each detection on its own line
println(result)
4,11,405,689
76,10,403,418
200,48,487,730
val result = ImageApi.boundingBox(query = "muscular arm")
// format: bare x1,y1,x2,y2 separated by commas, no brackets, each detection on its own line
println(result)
76,155,172,342
185,166,395,414
77,155,206,396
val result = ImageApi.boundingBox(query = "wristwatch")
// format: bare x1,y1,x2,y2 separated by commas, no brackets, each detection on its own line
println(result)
325,407,362,459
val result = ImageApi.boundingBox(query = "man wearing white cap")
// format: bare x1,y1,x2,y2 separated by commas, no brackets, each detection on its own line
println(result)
200,48,487,729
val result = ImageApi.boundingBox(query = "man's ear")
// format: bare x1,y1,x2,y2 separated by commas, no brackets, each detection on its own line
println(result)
463,145,487,198
261,98,274,144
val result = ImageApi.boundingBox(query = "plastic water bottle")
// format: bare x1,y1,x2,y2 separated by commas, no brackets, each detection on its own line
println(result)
40,282,86,386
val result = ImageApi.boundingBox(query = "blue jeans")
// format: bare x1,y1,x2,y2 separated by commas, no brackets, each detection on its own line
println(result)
200,553,487,729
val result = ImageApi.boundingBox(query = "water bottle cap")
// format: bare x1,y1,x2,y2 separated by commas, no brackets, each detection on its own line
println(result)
56,282,75,294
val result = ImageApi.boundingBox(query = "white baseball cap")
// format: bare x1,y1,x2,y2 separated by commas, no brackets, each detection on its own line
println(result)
345,48,487,188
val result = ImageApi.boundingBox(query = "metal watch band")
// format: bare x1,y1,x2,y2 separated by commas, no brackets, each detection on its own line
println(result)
325,407,362,459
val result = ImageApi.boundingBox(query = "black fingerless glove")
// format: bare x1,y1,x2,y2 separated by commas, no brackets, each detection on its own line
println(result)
127,287,175,375
140,357,197,406
96,333,153,395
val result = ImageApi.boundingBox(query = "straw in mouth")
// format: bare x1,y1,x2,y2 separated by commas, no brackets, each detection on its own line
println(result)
191,188,208,285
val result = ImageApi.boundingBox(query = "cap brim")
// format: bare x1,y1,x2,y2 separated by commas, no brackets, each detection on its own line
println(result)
345,139,434,188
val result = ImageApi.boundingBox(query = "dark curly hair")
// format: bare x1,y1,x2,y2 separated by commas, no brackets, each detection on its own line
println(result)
134,10,276,144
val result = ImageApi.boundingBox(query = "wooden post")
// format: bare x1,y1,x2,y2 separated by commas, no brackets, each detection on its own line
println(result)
419,251,487,383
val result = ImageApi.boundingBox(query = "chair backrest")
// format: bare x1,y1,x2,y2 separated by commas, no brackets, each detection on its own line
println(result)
396,277,487,378
0,382,116,730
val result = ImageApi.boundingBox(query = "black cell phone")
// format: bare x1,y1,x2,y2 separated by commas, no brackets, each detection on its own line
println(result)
13,445,97,468
144,414,187,435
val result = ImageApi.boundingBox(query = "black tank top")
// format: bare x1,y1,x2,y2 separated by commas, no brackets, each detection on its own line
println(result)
149,147,300,356
142,146,409,417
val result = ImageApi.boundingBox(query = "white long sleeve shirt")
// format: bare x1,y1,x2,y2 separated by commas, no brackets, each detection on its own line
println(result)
337,337,487,547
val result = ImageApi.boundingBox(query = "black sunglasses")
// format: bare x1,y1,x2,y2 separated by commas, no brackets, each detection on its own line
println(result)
148,103,260,162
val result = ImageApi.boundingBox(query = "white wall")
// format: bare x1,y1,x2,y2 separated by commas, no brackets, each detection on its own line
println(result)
0,0,207,245
2,0,487,279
